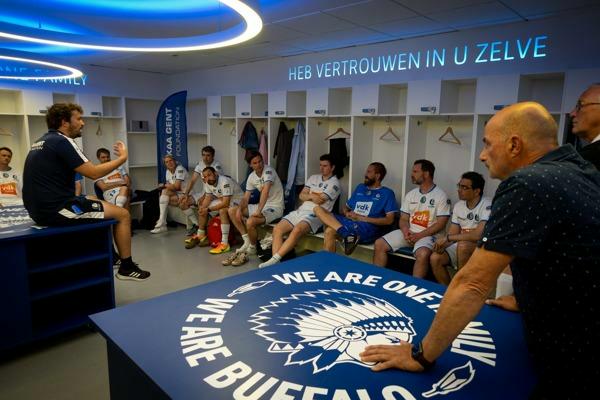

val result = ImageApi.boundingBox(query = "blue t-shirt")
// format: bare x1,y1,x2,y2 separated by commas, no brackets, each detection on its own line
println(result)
346,184,398,218
23,130,88,220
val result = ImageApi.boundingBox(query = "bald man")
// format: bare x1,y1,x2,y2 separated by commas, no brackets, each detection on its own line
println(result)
360,102,600,399
570,83,600,169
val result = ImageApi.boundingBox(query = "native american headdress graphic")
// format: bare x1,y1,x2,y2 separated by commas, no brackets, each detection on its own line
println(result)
249,289,416,373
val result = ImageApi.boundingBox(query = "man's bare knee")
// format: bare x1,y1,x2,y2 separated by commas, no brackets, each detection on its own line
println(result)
415,247,431,260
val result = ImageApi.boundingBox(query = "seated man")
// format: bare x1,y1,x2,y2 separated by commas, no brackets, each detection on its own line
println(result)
373,159,450,278
184,166,243,254
22,103,149,281
74,172,84,196
151,154,191,234
313,162,397,255
0,146,23,207
430,171,491,285
259,154,341,268
95,147,131,209
224,150,284,266
180,145,224,235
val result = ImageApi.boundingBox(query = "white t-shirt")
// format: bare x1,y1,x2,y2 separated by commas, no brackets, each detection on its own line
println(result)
401,185,451,233
298,174,341,213
166,164,190,194
451,197,492,232
0,168,22,204
194,159,223,175
246,165,284,209
95,166,128,187
205,174,243,201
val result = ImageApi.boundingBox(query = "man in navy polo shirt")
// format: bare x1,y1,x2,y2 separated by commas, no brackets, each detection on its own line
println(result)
360,102,600,399
23,103,150,281
313,162,397,255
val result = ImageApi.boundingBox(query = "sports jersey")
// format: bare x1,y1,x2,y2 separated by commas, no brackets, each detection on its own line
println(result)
245,165,284,209
23,130,88,220
205,175,243,201
346,184,398,218
194,159,223,175
166,164,190,194
451,197,492,232
194,160,224,196
96,165,128,187
0,168,22,202
298,174,341,213
400,185,451,233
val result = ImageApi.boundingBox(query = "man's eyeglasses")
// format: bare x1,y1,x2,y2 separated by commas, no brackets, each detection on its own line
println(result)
574,100,600,112
456,184,472,190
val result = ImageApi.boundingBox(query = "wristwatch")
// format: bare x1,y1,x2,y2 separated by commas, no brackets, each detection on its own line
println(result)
411,341,435,370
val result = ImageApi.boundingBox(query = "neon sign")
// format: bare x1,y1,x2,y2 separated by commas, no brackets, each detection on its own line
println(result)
289,35,548,81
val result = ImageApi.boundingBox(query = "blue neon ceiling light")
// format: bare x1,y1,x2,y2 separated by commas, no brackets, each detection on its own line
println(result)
0,0,263,52
0,53,83,80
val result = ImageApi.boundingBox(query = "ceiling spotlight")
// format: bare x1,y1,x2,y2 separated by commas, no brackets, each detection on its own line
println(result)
0,0,263,52
0,54,83,80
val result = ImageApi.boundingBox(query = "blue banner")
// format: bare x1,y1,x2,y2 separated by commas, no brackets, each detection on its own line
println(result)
156,91,188,182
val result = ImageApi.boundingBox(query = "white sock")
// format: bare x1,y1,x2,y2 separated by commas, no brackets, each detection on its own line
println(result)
115,195,127,208
157,194,169,226
242,234,250,247
221,223,230,244
259,253,281,268
197,229,206,237
183,208,199,225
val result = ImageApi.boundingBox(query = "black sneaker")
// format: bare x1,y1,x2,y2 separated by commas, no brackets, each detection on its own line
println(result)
186,224,199,236
116,264,151,281
343,234,360,255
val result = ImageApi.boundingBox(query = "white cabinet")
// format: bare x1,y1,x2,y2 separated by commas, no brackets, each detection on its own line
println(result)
207,95,235,118
307,88,329,117
440,79,476,114
77,93,103,116
379,84,407,115
518,73,564,113
0,90,23,114
407,80,441,115
307,87,352,117
475,75,520,114
236,93,251,117
351,84,379,116
268,91,287,117
22,90,53,115
269,91,307,117
236,93,268,118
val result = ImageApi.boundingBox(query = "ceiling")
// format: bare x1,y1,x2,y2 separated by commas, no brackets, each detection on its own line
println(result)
1,0,599,75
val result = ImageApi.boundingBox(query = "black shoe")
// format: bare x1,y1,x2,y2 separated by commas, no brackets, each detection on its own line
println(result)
343,234,360,255
186,224,199,236
116,264,151,281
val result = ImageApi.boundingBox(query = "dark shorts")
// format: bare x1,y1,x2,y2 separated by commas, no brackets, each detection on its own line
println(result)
34,196,105,226
334,214,380,243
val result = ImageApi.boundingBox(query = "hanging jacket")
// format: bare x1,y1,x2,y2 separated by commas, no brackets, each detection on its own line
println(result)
259,128,268,163
285,120,306,196
273,121,294,181
238,121,259,150
329,137,348,179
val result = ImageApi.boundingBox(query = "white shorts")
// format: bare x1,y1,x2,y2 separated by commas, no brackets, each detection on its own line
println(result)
191,192,203,203
103,187,121,204
444,242,459,270
248,203,283,224
381,229,435,254
283,210,322,233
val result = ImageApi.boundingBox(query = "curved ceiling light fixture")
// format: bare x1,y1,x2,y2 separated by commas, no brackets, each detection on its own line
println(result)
0,0,263,52
0,53,83,80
